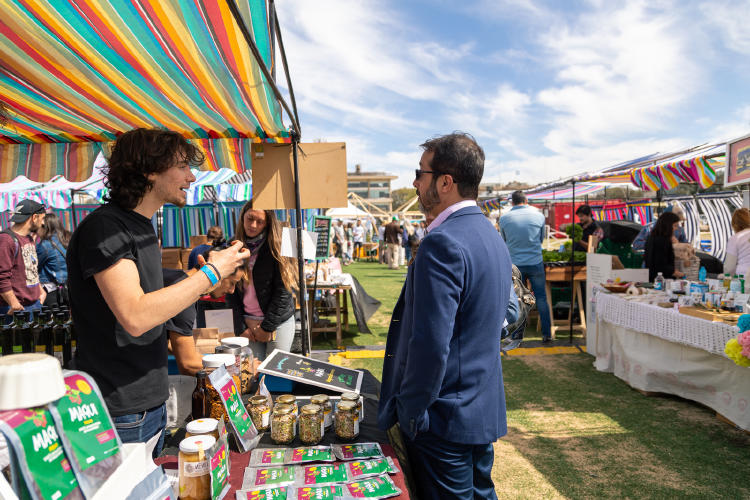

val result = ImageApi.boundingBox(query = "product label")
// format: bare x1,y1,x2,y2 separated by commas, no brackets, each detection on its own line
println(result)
0,408,80,499
248,466,295,487
301,464,348,485
258,449,286,465
344,476,400,498
35,345,45,353
346,459,396,480
236,487,288,499
261,408,271,428
183,459,210,477
219,378,253,435
290,447,333,464
336,443,383,460
210,442,230,500
295,486,343,499
54,374,119,472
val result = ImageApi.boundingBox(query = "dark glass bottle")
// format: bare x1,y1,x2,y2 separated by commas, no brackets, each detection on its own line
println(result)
191,371,209,420
12,311,33,354
52,312,70,366
0,320,12,356
29,310,43,354
39,311,53,356
61,307,77,363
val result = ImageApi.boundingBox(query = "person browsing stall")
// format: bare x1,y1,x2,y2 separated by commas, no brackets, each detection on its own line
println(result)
66,128,249,457
36,213,71,307
724,208,750,278
644,211,685,281
225,200,297,362
573,204,604,251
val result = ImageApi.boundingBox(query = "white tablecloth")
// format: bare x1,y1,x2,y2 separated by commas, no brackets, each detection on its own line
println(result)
594,292,750,431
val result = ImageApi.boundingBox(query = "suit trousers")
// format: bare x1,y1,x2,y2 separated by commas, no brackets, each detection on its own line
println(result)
386,243,400,269
404,431,497,499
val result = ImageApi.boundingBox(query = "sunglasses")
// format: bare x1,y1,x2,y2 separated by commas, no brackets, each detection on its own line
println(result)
415,169,437,180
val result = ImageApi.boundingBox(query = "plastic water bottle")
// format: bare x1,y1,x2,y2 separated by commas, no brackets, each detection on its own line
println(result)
730,275,742,292
698,266,707,283
654,272,665,290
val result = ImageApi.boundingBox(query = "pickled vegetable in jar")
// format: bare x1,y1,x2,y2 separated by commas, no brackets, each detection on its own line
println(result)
334,401,359,441
299,404,323,445
185,418,220,441
271,403,296,445
276,394,298,415
341,392,363,419
247,394,271,432
311,394,333,429
178,434,216,500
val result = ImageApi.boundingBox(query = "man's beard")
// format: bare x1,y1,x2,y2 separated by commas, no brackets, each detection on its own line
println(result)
417,181,440,215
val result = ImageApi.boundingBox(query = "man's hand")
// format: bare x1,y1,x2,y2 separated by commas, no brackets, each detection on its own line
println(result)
8,301,23,313
1,291,23,313
207,241,249,279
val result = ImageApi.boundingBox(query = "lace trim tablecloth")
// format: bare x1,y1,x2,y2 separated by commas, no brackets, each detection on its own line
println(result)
596,292,738,357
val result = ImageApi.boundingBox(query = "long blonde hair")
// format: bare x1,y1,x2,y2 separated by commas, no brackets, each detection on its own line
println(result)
234,200,298,291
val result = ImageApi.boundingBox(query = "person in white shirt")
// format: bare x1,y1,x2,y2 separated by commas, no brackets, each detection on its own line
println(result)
352,220,365,261
725,208,750,277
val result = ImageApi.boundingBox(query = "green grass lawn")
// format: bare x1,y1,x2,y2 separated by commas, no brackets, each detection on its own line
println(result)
320,260,750,498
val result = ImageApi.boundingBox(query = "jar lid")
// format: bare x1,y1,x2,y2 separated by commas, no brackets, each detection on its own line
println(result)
221,337,249,348
337,401,357,412
215,345,240,355
274,403,294,415
179,435,216,453
301,404,321,415
186,418,219,435
202,353,236,368
310,394,329,404
250,395,269,405
277,394,296,404
0,354,66,410
341,392,360,402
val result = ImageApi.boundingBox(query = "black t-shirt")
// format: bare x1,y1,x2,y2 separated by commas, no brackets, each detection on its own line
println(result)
163,268,196,336
574,220,602,251
67,203,167,417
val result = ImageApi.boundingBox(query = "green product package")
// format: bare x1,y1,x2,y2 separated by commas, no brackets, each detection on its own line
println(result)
286,446,334,464
207,364,260,452
344,458,399,480
48,370,122,497
332,443,383,461
0,407,84,500
288,485,343,499
209,439,230,500
242,466,296,488
294,463,348,487
342,475,402,499
234,486,289,499
250,448,287,467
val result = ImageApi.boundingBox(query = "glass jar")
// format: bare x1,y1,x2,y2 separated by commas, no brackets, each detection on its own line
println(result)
311,394,333,429
341,392,363,419
178,434,216,500
271,403,296,445
221,337,253,393
247,394,271,432
201,353,239,422
299,404,323,445
334,401,359,441
276,394,298,416
185,418,220,441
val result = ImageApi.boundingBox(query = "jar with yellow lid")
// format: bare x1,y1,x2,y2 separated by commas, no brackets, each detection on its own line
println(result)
185,418,220,441
299,404,323,445
311,394,333,429
271,403,296,445
341,392,363,419
178,434,216,500
276,394,298,415
334,401,359,441
247,394,271,432
202,353,239,423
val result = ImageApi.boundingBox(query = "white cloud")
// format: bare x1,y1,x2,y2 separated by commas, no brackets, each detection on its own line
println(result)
700,0,750,54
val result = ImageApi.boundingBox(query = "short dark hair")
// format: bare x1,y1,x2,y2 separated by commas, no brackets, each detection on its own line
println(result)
104,128,204,210
575,205,592,217
511,191,527,205
420,132,484,199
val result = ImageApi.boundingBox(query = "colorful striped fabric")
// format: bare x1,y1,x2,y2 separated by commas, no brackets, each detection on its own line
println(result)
0,0,286,180
629,153,722,191
525,182,606,200
626,201,654,226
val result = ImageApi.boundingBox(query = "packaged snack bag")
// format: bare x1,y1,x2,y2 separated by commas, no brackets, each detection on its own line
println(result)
243,465,296,489
234,486,288,499
331,443,383,461
48,370,122,497
249,448,287,467
341,475,401,499
288,485,343,499
208,365,260,452
285,446,334,465
344,458,399,481
293,463,348,487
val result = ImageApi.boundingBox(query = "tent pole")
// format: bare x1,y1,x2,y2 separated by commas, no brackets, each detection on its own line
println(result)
70,189,78,229
569,180,575,344
292,134,310,356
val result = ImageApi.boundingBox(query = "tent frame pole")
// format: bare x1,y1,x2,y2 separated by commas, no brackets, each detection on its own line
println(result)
292,135,310,356
569,180,575,344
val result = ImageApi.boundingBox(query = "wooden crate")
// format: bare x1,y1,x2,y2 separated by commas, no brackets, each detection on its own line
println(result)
678,306,741,324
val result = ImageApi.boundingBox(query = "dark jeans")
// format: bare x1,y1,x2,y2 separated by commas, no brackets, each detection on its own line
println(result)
0,301,42,325
516,262,552,339
404,431,496,499
113,403,167,459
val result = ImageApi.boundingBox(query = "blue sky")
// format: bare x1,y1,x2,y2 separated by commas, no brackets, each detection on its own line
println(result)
275,0,750,189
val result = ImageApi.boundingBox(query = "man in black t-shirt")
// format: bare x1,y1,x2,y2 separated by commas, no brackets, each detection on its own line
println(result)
573,204,604,252
66,128,249,457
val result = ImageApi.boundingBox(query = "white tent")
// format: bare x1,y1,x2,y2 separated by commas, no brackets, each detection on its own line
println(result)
325,202,371,219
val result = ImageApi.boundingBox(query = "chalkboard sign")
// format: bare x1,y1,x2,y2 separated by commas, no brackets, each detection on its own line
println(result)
312,215,331,261
258,349,363,393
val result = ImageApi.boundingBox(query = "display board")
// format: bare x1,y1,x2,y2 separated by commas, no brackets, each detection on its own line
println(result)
312,215,332,260
257,349,363,393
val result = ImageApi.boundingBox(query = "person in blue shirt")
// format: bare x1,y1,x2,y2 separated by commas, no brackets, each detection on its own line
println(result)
186,225,224,270
36,213,70,307
632,205,687,252
499,191,552,342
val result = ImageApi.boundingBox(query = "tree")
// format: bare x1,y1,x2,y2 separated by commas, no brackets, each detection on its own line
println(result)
391,187,416,210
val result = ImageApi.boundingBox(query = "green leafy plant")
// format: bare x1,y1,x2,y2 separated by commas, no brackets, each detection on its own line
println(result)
565,223,583,242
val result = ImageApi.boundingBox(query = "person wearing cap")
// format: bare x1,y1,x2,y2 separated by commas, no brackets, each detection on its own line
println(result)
0,200,47,321
384,216,401,269
66,128,250,457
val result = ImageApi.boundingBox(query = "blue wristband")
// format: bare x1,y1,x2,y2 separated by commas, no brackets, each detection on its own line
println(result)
200,265,219,286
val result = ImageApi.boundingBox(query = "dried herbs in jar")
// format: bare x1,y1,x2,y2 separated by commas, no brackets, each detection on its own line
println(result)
247,394,271,432
299,404,323,445
271,403,296,445
334,401,359,441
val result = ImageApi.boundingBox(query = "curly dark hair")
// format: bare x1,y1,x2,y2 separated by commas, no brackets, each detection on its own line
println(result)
104,128,204,209
420,132,484,199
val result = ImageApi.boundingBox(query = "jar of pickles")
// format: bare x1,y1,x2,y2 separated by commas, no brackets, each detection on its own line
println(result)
341,392,363,419
201,354,240,422
178,434,216,500
276,394,298,415
311,394,333,429
247,394,271,432
185,418,220,441
221,337,253,393
334,401,359,441
299,404,323,445
271,403,296,445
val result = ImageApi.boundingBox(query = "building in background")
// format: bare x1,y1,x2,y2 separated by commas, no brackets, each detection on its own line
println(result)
347,164,398,213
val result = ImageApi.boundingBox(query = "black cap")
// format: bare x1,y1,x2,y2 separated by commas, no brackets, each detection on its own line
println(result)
10,200,46,223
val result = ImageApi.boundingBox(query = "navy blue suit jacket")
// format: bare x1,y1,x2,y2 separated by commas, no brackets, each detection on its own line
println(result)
377,205,512,444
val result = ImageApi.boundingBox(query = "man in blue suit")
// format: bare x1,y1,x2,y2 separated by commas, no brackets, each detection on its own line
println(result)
378,133,512,498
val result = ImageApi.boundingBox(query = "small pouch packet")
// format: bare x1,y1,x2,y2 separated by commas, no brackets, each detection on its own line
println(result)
208,364,260,452
340,474,401,499
344,458,399,481
293,463,348,487
285,446,334,465
242,466,296,489
331,443,383,461
249,448,287,467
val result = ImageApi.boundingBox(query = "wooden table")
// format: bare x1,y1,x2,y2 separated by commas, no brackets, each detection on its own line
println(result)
307,283,352,349
539,265,587,338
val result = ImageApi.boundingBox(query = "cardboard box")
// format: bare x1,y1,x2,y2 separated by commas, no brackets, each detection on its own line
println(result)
190,235,209,247
162,248,183,270
193,328,234,355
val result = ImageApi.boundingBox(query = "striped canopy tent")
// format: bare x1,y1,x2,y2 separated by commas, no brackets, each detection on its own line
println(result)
525,182,607,200
0,0,288,182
